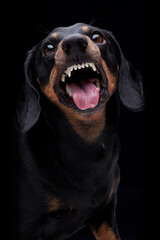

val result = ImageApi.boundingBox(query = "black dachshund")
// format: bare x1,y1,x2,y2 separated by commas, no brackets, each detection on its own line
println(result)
15,23,144,240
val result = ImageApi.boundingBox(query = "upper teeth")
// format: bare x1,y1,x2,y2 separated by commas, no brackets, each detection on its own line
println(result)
61,62,98,82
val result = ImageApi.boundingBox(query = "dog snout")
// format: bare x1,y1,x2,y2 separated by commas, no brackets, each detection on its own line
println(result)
62,34,88,55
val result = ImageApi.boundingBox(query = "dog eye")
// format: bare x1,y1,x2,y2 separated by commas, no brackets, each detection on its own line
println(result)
91,33,105,44
44,44,56,56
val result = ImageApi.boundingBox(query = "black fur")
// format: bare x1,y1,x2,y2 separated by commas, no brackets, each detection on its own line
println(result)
14,23,144,240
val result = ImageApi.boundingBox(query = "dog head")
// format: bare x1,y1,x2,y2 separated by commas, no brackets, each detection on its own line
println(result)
17,23,144,132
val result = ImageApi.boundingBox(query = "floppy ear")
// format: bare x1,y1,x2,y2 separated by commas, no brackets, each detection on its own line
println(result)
109,34,144,111
17,47,41,133
118,56,144,111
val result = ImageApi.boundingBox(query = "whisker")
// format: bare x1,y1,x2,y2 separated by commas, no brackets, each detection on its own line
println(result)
89,16,102,26
36,25,51,37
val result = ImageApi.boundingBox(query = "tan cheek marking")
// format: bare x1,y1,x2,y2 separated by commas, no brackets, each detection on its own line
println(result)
101,59,118,95
82,26,90,32
42,64,58,93
42,65,64,108
41,65,62,108
92,222,119,240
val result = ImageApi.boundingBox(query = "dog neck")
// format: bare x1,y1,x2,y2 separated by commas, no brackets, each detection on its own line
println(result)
63,106,106,144
41,95,106,145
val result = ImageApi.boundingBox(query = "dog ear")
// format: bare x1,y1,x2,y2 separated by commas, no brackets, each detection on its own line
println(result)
17,47,41,133
109,33,144,111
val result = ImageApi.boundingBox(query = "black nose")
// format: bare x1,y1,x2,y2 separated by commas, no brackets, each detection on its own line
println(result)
62,34,88,54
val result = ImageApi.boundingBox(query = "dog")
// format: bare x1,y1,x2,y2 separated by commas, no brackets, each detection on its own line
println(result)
15,23,144,240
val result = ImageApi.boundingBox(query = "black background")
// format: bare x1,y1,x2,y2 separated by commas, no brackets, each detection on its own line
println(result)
6,0,145,239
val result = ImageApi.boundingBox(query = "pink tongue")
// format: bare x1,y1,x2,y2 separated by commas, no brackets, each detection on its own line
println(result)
67,78,99,110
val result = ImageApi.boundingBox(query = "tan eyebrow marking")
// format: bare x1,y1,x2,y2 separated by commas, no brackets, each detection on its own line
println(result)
51,32,58,38
82,26,90,32
47,196,61,212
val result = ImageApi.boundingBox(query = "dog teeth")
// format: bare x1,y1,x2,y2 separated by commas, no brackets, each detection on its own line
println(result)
66,84,72,97
81,63,85,68
95,79,100,90
77,64,81,69
90,63,96,71
61,74,66,82
61,62,99,82
73,65,77,70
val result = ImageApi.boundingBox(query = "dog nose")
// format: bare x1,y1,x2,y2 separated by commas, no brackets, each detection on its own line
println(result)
62,34,88,54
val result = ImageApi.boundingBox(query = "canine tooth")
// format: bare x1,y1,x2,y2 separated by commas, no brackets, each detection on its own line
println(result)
89,63,96,71
68,68,71,77
67,66,73,73
61,74,66,82
92,63,97,71
95,79,100,90
66,84,72,97
65,68,71,77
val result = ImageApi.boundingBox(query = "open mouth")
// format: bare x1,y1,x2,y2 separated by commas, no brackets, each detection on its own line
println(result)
55,62,108,113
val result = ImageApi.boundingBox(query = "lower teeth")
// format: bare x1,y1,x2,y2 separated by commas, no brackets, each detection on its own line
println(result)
66,84,72,97
95,79,100,90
